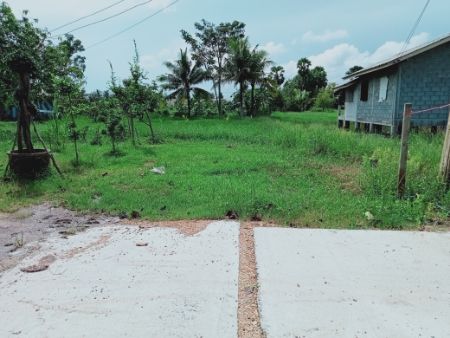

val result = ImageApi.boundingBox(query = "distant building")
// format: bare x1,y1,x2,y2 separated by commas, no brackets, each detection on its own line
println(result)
1,102,54,121
335,33,450,135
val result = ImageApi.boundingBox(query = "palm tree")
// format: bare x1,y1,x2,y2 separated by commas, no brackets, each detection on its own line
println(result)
248,47,272,116
158,49,208,117
225,38,252,117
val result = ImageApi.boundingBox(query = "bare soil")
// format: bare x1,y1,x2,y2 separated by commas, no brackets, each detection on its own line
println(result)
123,219,211,236
0,203,117,272
238,221,276,338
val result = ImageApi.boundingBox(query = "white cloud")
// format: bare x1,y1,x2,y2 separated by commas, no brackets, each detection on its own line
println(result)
140,40,186,75
261,41,286,56
284,32,430,83
282,60,298,79
302,29,349,43
141,48,174,69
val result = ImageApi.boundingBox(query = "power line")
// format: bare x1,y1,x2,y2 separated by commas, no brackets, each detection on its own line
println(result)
400,0,431,54
85,0,179,50
50,0,127,33
58,0,155,36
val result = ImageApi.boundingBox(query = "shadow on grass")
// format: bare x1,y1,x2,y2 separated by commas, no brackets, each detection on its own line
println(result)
103,149,127,158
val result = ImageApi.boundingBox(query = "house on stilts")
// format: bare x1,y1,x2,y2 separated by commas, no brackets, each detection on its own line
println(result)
335,33,450,136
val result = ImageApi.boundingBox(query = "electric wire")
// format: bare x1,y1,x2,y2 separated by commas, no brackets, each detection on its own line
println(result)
85,0,179,50
57,0,155,36
400,0,431,54
50,0,127,33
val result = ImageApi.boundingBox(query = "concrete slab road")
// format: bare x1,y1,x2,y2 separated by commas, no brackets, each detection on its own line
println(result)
0,221,239,338
255,228,450,338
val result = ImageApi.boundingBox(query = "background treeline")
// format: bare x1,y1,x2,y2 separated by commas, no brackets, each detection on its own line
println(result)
0,3,337,126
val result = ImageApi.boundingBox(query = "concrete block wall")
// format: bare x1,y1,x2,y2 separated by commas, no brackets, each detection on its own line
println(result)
356,71,398,126
397,42,450,127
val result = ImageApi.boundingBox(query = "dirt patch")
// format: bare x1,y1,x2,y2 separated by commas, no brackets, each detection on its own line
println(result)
421,219,450,232
238,222,272,338
324,164,362,194
124,219,212,237
20,254,56,273
0,204,117,272
63,234,112,259
0,204,215,272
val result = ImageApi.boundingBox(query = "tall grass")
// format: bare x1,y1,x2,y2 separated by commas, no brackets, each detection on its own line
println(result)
0,111,448,229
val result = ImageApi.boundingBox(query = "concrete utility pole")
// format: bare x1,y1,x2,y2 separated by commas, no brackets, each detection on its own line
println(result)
440,106,450,188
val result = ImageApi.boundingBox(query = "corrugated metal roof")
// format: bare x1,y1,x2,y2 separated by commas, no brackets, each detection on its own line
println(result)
335,32,450,92
334,80,357,92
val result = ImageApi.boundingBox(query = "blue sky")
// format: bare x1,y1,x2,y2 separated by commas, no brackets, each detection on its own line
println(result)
9,0,450,92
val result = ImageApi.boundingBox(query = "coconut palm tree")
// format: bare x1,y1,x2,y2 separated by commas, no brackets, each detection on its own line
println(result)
248,47,272,116
225,38,252,117
158,49,208,117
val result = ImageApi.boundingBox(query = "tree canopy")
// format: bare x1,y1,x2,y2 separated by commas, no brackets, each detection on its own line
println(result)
159,48,209,117
181,19,245,116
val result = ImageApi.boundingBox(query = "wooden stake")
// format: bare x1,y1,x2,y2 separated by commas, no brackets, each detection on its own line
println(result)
397,103,412,198
3,135,17,180
440,106,450,189
31,120,63,177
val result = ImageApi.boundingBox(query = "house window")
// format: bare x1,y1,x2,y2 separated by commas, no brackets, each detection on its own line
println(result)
360,80,369,102
345,89,354,103
379,76,389,102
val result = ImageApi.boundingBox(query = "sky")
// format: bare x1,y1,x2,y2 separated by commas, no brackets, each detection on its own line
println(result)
8,0,450,93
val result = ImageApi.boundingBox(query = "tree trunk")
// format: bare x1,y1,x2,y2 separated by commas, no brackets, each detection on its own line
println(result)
68,95,79,166
250,82,255,117
212,79,220,117
0,102,6,121
239,82,245,117
217,75,223,117
217,58,223,117
17,72,34,151
130,116,136,146
186,87,192,117
127,115,132,139
145,111,156,144
112,137,116,154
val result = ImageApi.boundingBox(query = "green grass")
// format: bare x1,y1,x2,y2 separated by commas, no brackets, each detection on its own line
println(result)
0,110,448,229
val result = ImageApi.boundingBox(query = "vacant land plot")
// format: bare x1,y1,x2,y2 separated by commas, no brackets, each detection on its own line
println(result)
0,111,448,229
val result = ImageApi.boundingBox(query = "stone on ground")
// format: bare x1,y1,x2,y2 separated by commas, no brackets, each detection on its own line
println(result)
0,221,239,338
255,228,450,338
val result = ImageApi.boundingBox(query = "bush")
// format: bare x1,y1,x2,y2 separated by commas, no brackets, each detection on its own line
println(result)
313,85,336,111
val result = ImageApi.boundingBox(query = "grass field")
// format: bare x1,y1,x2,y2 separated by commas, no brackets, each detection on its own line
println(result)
0,111,448,229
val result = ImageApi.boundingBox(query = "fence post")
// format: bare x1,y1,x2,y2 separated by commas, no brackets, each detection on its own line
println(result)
397,103,412,198
440,105,450,189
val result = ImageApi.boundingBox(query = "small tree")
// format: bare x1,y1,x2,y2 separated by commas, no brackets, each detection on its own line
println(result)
282,78,311,112
106,63,126,154
106,107,125,155
140,84,159,144
1,4,46,153
314,85,336,111
55,77,82,165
